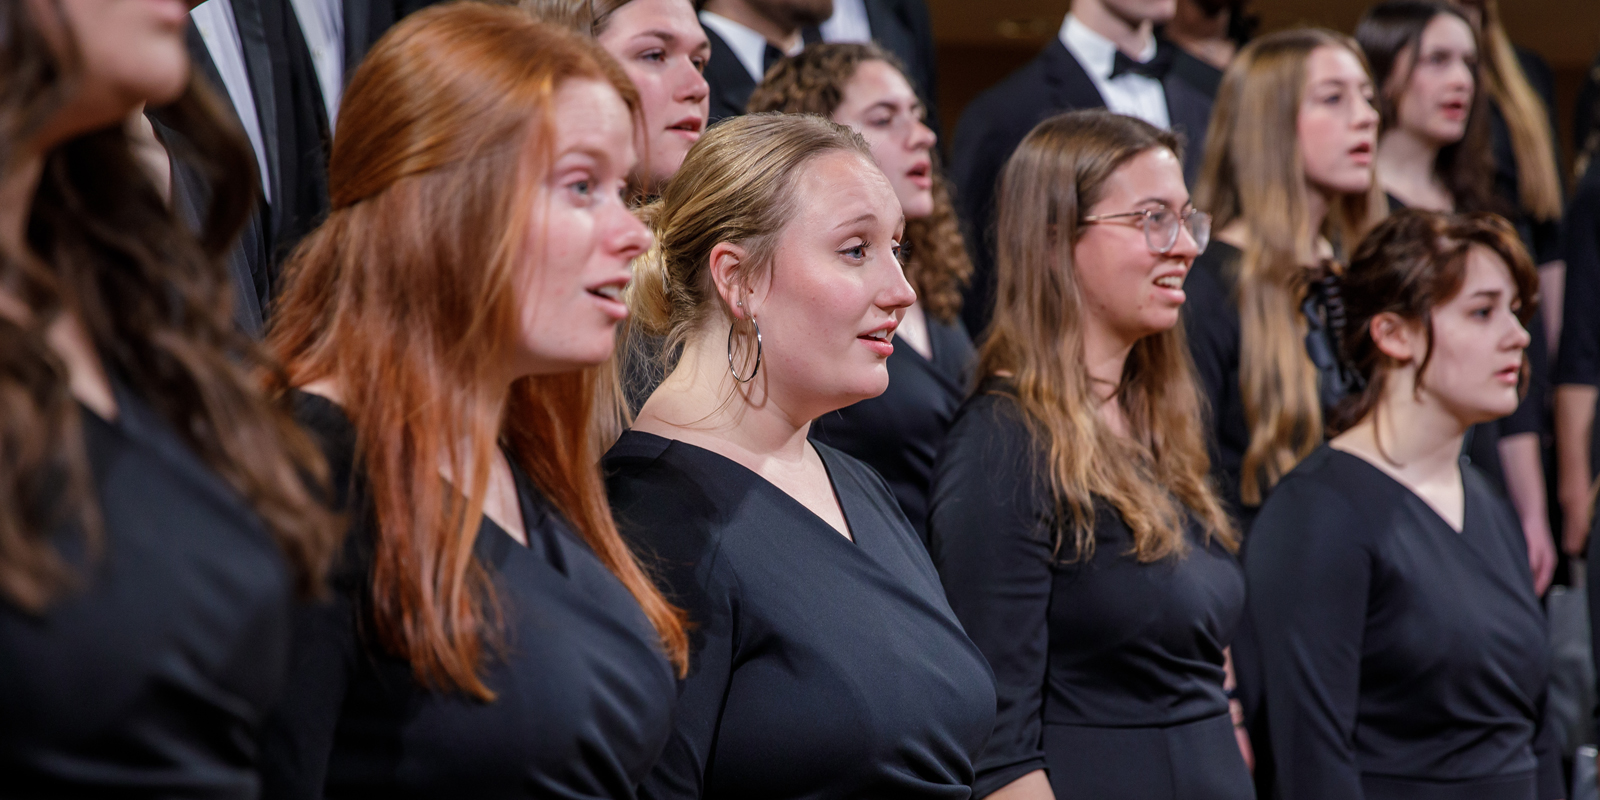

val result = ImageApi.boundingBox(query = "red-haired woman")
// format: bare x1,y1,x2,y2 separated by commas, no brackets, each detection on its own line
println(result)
258,6,687,799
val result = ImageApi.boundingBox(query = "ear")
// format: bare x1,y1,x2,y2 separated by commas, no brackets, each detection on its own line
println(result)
1369,311,1422,363
707,241,750,320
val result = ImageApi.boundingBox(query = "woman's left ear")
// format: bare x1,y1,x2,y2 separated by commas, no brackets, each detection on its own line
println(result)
1369,311,1421,363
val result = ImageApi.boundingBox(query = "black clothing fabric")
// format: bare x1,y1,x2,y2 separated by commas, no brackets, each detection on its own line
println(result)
1181,241,1349,524
927,388,1250,799
1578,50,1600,167
949,37,1214,335
810,315,975,540
1557,158,1600,390
1488,47,1563,266
704,25,758,125
0,385,293,798
1248,446,1562,800
603,431,996,800
260,394,675,799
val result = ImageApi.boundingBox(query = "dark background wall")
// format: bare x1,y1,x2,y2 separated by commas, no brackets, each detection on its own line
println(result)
926,0,1600,165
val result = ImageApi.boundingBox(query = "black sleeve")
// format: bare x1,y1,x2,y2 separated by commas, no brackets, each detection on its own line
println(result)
1247,477,1371,800
1557,166,1600,387
927,398,1053,798
611,472,739,800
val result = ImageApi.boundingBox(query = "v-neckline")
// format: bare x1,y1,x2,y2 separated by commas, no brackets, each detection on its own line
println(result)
628,430,863,547
1327,448,1467,536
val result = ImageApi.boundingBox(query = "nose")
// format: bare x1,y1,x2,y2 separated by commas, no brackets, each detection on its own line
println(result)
677,59,710,106
1167,217,1202,260
609,202,653,262
1353,92,1379,129
879,248,918,312
908,116,936,151
1506,315,1531,351
1449,59,1475,93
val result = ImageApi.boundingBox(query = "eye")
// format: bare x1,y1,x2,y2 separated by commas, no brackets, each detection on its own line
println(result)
1320,91,1342,105
1147,207,1174,226
867,113,894,128
638,48,666,63
1471,305,1493,319
692,55,708,72
840,242,868,261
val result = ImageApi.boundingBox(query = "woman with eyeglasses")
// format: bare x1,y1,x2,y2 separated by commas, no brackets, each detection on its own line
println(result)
928,110,1250,800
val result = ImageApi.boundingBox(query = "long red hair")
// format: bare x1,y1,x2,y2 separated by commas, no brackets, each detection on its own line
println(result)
268,3,687,699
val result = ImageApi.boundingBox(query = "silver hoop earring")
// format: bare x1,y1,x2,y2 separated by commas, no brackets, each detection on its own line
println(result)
727,314,762,383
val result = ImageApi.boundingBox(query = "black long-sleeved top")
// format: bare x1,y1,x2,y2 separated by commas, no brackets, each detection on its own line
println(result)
1182,241,1352,525
0,383,293,798
928,388,1249,799
260,393,676,799
603,430,996,800
1247,446,1562,800
811,315,975,541
1557,158,1600,391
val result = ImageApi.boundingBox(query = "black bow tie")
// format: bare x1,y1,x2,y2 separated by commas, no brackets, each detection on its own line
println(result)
1110,48,1172,80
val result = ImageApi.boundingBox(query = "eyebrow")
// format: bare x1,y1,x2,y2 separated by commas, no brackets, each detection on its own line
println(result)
1133,197,1191,209
555,144,612,170
634,29,711,52
833,212,879,230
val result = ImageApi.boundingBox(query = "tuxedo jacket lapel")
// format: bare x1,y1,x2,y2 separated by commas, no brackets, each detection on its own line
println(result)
1041,39,1107,113
229,0,283,220
342,0,395,79
704,26,756,124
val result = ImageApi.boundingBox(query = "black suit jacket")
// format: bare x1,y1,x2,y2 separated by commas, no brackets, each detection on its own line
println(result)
949,37,1214,335
704,25,758,125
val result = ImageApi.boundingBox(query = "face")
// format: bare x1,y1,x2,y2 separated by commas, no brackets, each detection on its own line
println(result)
742,151,914,415
1410,245,1529,425
1392,13,1477,146
28,0,191,149
832,60,937,220
596,0,709,189
516,78,652,377
1298,45,1379,197
1074,147,1200,354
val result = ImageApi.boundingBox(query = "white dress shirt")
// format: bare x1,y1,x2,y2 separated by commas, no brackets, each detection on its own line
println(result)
819,0,871,44
190,0,272,201
699,10,803,83
288,0,344,132
1059,14,1170,130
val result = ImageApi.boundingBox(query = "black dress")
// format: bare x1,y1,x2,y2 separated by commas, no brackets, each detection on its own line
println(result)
811,315,975,541
260,393,676,799
603,430,997,800
0,383,294,798
928,388,1252,800
1247,446,1562,800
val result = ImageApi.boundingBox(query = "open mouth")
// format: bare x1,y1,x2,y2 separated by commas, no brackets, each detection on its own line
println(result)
588,284,624,302
667,117,704,137
906,161,932,187
1349,141,1373,158
1154,275,1184,290
860,330,893,343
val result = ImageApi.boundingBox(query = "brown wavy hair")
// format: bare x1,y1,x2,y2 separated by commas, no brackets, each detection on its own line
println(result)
1358,0,1498,215
267,5,688,700
1195,28,1387,506
981,110,1235,563
0,0,339,611
1333,209,1538,433
746,43,971,324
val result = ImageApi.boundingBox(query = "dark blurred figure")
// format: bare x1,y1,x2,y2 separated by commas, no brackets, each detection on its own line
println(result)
949,0,1215,337
1161,0,1250,96
697,0,832,122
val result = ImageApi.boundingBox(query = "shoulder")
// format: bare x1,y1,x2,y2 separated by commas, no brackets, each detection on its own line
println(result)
953,46,1059,145
1251,448,1378,546
602,431,739,572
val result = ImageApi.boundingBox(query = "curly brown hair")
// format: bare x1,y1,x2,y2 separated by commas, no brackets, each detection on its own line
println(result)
747,43,971,325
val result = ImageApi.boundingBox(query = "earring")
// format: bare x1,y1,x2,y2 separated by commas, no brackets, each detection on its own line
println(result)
727,311,762,383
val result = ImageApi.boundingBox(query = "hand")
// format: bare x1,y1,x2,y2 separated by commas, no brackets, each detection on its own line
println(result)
1525,521,1556,596
1231,699,1254,773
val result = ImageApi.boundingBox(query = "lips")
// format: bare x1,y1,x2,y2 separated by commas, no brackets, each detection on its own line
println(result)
1439,98,1468,121
586,278,631,321
1348,140,1373,164
666,114,704,141
1494,363,1521,385
906,160,932,190
858,321,897,356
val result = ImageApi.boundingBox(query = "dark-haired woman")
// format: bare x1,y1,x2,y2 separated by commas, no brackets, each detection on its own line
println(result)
748,43,974,540
929,110,1250,800
258,8,686,799
1248,210,1560,800
0,0,342,795
1359,0,1557,593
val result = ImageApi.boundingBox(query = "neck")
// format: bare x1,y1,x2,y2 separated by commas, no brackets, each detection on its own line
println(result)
1339,368,1466,484
1377,127,1445,205
1083,325,1133,401
638,322,815,462
705,0,801,50
1072,1,1155,57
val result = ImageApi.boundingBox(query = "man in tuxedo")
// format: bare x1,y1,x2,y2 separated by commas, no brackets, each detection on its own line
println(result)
816,0,941,139
949,0,1216,336
698,0,833,123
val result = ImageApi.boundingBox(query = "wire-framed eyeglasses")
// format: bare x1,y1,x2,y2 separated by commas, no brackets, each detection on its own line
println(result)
1080,205,1211,255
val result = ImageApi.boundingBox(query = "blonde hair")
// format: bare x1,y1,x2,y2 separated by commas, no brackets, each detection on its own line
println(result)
981,110,1236,563
1466,0,1562,221
1194,28,1386,506
629,113,874,361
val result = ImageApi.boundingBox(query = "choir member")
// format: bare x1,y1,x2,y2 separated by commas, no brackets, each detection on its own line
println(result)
950,0,1216,335
1248,209,1561,800
605,112,997,799
1187,27,1384,528
814,0,942,138
0,0,341,793
931,109,1250,800
1359,0,1556,593
257,8,687,797
518,0,710,193
698,0,831,123
748,43,974,541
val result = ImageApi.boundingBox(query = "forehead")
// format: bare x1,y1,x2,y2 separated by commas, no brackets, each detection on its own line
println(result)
607,0,704,38
1419,13,1476,51
1092,147,1188,208
792,151,901,222
1455,244,1516,294
1305,44,1369,84
844,60,916,103
550,78,634,153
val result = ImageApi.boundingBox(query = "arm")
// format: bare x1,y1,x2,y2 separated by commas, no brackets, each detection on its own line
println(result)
1498,433,1555,594
1247,479,1371,800
927,400,1055,800
258,580,360,800
1556,385,1598,556
1224,647,1254,773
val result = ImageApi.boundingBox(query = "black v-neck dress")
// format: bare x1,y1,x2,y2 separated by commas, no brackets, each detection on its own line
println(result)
810,316,976,541
0,383,294,798
259,393,676,799
1246,446,1562,800
603,430,997,800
